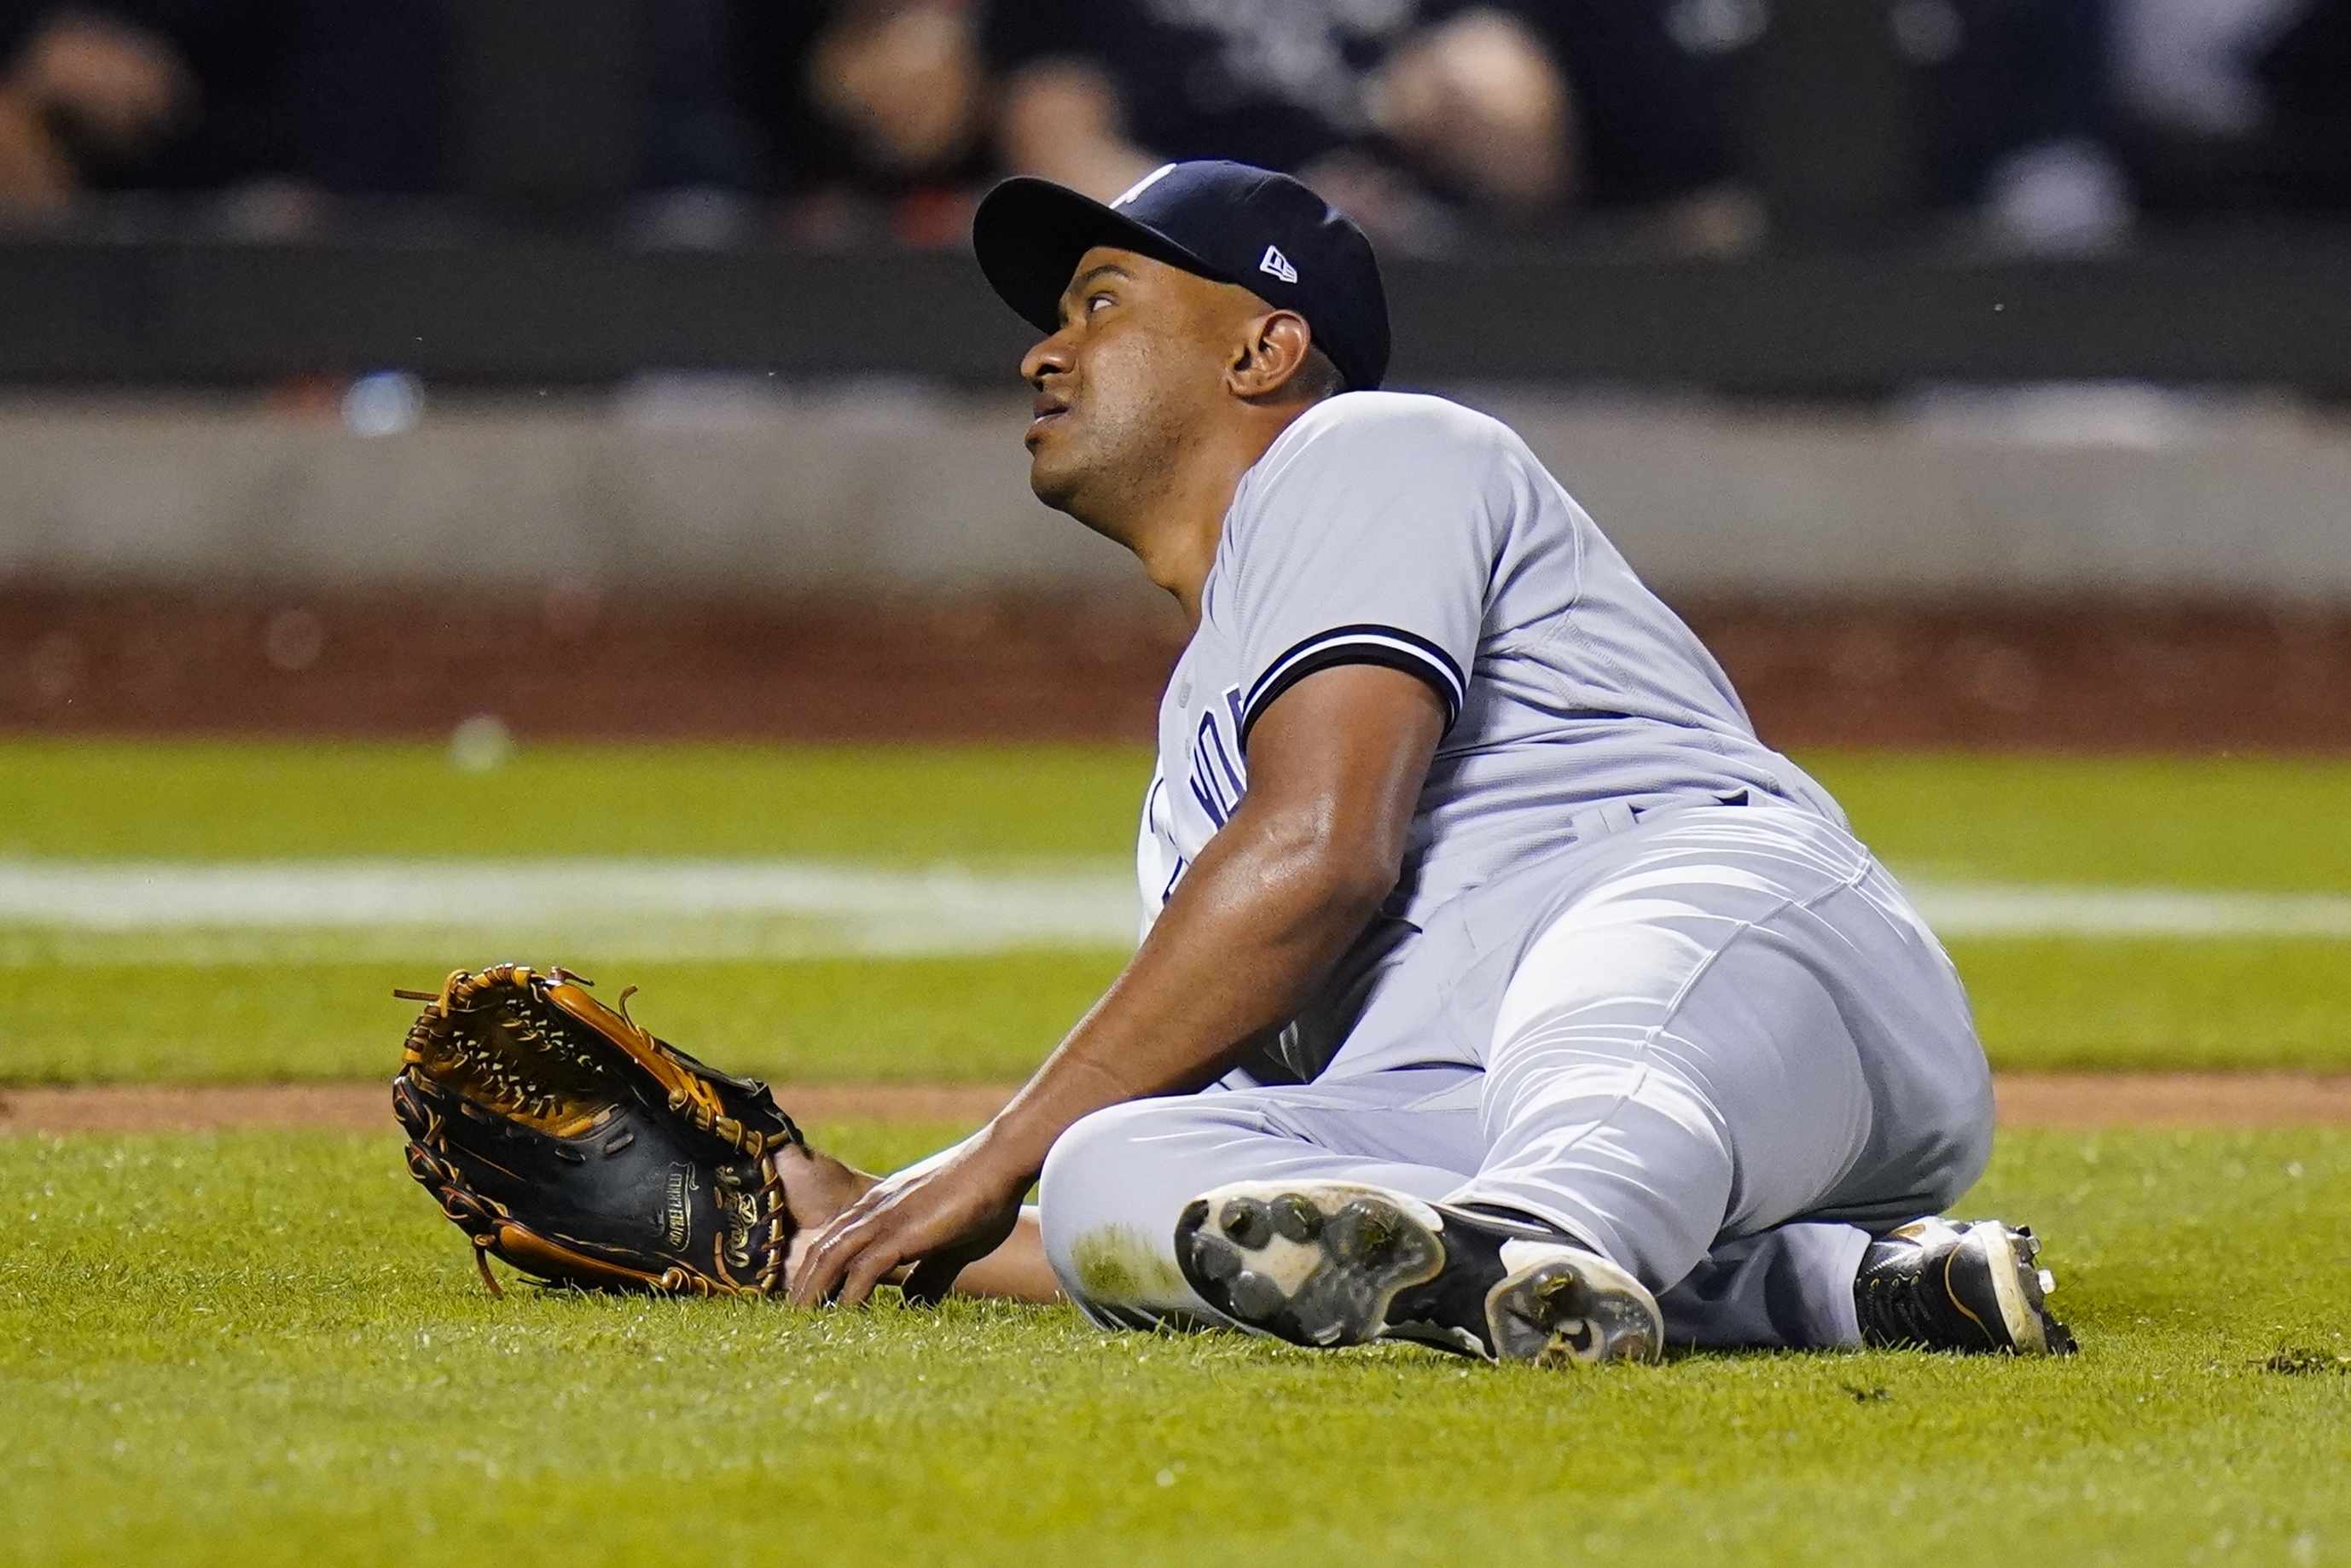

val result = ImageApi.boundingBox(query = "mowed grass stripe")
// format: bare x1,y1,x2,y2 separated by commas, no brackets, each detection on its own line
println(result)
0,954,1130,1086
3,937,2348,1087
4,1127,2349,1565
1,743,2346,1083
6,740,2351,892
0,740,1158,864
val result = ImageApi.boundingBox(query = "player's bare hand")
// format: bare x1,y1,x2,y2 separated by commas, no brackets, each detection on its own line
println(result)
786,1138,1028,1309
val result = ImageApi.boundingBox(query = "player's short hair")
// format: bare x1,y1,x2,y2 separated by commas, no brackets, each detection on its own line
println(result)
1291,345,1344,404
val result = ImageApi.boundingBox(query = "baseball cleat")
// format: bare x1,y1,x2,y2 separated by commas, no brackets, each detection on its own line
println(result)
1173,1181,1662,1366
1855,1217,2077,1355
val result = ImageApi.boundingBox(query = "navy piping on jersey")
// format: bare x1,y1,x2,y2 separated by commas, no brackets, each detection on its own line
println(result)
1239,624,1466,746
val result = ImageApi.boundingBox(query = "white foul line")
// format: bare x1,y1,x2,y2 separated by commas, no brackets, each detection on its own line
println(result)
0,860,2342,965
0,858,1144,964
1907,882,2351,939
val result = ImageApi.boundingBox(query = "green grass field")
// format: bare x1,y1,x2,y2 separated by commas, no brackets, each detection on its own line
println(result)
3,740,2348,1081
4,740,2348,1565
6,739,2348,881
5,1124,2348,1566
11,939,2349,1082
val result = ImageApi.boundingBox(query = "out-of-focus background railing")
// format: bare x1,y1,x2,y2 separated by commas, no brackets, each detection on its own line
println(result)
2,0,2347,746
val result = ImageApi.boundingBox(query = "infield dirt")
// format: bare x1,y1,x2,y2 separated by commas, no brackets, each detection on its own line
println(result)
8,1072,2351,1136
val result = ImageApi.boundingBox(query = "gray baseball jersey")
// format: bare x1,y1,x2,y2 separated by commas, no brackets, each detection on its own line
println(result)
1138,390,1844,1080
1033,391,1989,1344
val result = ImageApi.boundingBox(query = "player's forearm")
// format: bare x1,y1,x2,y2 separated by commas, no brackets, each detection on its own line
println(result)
970,806,1393,1181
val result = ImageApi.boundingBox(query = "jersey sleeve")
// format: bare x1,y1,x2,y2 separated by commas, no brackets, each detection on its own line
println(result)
1226,399,1516,746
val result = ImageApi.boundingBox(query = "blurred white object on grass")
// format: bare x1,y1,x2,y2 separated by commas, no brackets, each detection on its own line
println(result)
448,715,515,773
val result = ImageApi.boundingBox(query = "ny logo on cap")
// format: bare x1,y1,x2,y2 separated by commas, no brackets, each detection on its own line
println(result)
1112,164,1177,208
1258,246,1298,284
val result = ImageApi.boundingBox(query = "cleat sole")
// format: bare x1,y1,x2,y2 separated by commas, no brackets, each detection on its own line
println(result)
1973,1222,2046,1353
1967,1222,2076,1356
1486,1243,1664,1366
1176,1182,1663,1366
1179,1182,1445,1349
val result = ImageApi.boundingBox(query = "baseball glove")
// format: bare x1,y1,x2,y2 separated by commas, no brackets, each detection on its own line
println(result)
392,962,804,1298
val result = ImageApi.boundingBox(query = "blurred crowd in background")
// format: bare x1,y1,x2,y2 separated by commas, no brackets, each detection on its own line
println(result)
0,0,2344,254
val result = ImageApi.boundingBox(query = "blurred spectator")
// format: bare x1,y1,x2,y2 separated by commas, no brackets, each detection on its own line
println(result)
1916,0,2135,251
0,9,189,211
2238,0,2351,207
1659,0,2133,253
2077,0,2351,218
643,0,763,197
1,0,2336,241
0,0,758,229
729,0,992,242
2257,0,2351,207
1535,0,1733,210
1523,0,1752,250
447,0,765,237
2114,0,2304,142
810,0,984,178
0,0,444,221
983,0,1574,246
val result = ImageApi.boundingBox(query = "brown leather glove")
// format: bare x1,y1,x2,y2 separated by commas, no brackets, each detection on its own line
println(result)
392,963,804,1298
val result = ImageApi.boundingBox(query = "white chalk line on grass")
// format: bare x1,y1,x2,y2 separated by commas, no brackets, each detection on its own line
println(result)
0,859,2343,965
1912,884,2351,939
0,859,1143,966
0,860,1141,936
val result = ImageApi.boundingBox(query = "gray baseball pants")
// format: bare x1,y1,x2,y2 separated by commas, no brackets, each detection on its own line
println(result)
1034,804,1995,1350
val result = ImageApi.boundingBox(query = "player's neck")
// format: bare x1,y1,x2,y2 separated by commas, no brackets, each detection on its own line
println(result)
1122,404,1309,626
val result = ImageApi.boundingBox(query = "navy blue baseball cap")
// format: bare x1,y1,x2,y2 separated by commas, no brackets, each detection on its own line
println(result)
972,160,1390,392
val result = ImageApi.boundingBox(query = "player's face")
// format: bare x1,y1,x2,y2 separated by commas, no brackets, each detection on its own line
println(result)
1019,247,1244,521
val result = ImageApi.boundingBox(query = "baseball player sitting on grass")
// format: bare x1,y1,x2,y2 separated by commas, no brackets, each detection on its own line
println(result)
398,160,2072,1365
772,160,2075,1364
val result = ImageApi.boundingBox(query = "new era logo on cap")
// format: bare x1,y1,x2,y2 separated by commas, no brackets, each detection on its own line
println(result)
1258,245,1298,284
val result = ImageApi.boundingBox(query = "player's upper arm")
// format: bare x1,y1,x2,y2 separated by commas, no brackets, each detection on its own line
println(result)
1239,661,1447,898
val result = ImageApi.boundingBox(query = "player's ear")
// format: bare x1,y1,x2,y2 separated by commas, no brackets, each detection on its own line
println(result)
1228,311,1316,401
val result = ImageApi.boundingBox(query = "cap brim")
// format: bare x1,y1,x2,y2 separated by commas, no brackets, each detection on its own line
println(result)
972,177,1232,336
